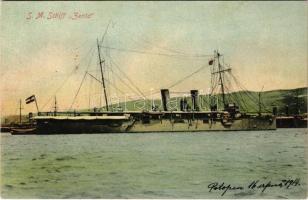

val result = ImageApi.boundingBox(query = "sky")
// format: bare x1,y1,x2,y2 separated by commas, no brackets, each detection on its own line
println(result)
1,1,307,116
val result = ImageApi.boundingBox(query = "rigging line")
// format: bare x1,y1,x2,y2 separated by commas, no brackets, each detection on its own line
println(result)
117,25,212,58
256,88,271,113
259,97,271,113
100,20,112,45
107,44,118,98
106,63,143,98
69,72,88,111
228,72,257,101
105,60,112,103
109,57,120,101
244,90,260,105
242,89,261,108
240,91,259,111
234,93,249,112
229,73,260,111
223,84,231,104
224,83,249,112
222,85,232,105
86,72,126,97
225,74,247,110
88,73,93,110
86,48,97,110
225,73,246,102
198,94,210,110
166,64,209,90
73,45,96,72
41,79,67,110
87,72,138,102
101,46,212,59
261,99,271,112
87,48,94,110
40,46,96,110
229,72,261,103
210,67,220,96
129,37,186,55
210,74,220,96
231,77,257,106
139,89,162,98
235,94,249,112
225,77,249,112
124,31,209,57
96,58,102,108
107,55,147,99
41,69,75,110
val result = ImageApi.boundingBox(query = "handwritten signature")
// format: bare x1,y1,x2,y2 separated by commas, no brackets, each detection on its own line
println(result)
26,11,94,20
208,178,301,196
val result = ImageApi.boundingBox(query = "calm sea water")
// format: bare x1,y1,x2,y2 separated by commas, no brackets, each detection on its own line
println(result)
1,129,307,199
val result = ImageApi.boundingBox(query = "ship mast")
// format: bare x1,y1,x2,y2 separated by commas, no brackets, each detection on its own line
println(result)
217,51,226,107
258,86,264,116
19,99,23,125
211,50,231,110
54,96,57,116
97,38,109,111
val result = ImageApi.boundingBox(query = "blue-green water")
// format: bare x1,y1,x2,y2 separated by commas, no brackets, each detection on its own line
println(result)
1,129,307,199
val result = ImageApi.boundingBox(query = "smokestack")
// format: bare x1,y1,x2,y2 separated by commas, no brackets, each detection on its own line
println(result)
180,97,188,111
191,90,199,111
161,89,170,111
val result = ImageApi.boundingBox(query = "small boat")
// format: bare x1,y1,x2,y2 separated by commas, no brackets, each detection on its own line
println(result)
1,126,11,132
10,127,37,135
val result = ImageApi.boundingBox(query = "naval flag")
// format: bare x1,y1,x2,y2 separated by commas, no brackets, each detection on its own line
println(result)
25,95,36,104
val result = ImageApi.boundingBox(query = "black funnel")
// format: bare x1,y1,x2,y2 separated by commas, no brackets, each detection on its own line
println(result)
191,90,199,111
161,89,170,111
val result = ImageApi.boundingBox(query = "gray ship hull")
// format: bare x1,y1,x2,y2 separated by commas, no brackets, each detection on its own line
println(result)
34,112,276,134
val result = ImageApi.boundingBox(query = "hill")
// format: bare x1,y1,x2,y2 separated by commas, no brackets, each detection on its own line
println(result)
104,87,307,115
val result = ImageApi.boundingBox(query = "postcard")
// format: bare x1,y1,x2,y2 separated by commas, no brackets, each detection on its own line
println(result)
0,1,307,199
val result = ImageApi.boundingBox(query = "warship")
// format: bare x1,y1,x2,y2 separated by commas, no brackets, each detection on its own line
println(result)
12,35,276,134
